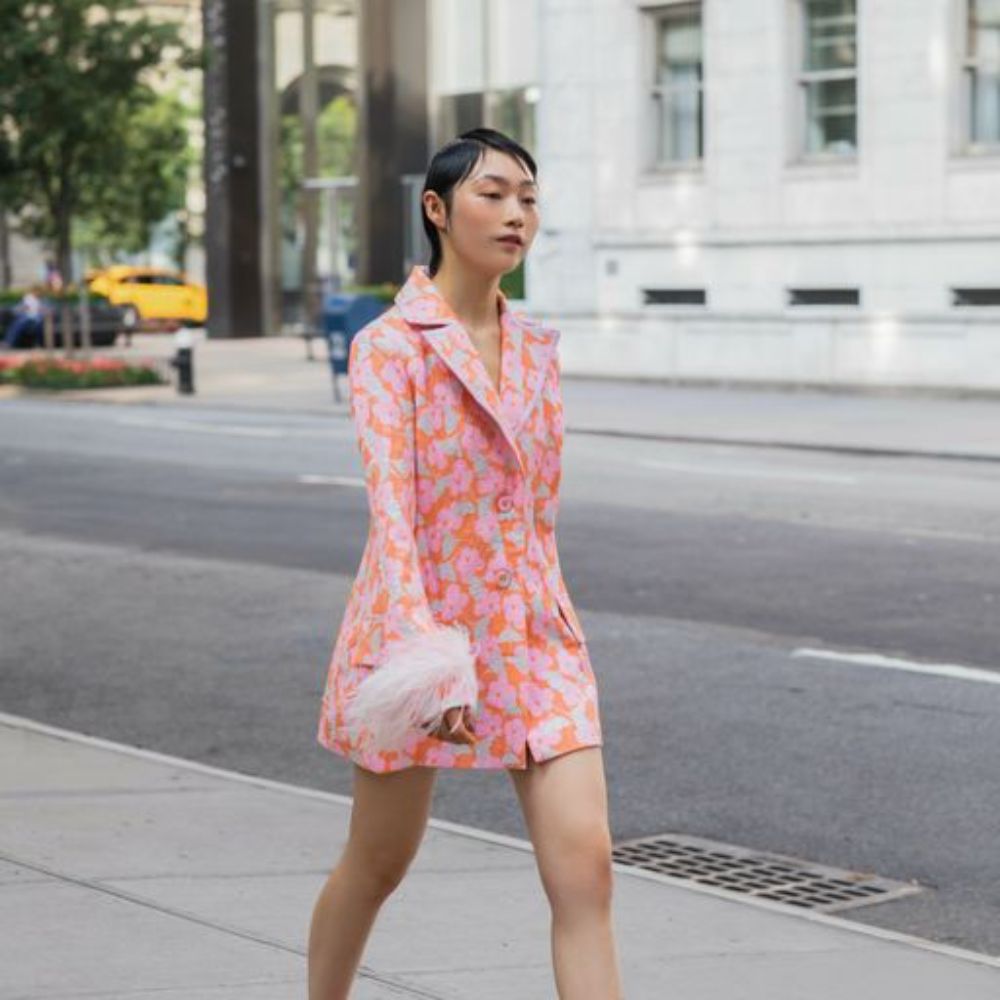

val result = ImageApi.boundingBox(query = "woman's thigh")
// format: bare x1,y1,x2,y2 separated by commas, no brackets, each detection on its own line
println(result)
508,747,613,898
341,764,438,886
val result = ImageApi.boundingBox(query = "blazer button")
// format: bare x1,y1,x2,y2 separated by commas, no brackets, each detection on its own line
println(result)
497,494,514,513
495,568,513,588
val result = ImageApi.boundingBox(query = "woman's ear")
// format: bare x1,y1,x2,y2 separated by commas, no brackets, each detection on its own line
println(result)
423,190,448,231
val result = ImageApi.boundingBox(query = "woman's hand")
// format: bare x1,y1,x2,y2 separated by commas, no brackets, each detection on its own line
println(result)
426,705,477,745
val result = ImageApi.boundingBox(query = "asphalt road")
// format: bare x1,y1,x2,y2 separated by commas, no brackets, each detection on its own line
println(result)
1,396,998,957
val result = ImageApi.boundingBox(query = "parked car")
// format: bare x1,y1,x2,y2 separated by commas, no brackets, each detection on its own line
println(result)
0,293,126,349
87,266,208,330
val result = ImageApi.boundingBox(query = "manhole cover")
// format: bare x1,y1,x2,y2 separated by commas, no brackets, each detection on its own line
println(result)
612,832,922,913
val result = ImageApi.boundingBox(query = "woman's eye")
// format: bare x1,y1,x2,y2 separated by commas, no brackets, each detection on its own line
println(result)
523,197,537,205
483,193,502,199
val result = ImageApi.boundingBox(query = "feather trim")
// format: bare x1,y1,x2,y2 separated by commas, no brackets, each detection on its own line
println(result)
342,624,478,752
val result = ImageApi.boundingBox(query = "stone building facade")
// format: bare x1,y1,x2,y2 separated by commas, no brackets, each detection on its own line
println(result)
510,0,1000,390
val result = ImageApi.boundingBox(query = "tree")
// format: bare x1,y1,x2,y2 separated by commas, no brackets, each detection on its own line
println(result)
77,88,195,268
0,1,200,281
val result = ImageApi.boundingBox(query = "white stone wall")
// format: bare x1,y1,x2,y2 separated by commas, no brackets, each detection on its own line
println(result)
524,0,1000,389
432,0,538,93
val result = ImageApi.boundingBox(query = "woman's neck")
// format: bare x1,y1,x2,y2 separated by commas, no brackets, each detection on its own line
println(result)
430,262,502,332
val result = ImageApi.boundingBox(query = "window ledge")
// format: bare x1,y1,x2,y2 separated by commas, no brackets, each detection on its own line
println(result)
783,156,860,181
948,149,1000,172
640,304,709,313
638,163,705,185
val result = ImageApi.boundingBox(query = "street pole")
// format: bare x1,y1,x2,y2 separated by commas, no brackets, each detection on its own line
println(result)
258,0,282,337
202,0,265,338
300,0,320,336
0,212,10,290
75,247,92,359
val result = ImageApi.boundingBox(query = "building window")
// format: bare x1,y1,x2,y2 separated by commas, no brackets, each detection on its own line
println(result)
493,87,538,153
437,92,485,143
649,4,704,165
952,287,1000,306
787,287,860,306
642,287,707,306
797,0,858,157
965,0,1000,148
436,87,537,156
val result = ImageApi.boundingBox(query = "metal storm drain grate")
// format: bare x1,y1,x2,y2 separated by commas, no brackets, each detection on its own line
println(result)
612,832,922,913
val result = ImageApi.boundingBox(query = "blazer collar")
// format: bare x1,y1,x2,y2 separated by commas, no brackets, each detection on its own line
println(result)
395,265,559,466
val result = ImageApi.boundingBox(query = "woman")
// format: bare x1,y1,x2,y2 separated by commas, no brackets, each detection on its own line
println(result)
310,128,624,999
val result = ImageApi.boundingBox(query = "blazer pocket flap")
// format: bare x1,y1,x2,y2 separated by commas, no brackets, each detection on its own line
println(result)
556,597,586,645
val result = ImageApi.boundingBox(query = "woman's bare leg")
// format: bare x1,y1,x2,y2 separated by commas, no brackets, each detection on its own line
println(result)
308,763,437,1000
509,745,624,1000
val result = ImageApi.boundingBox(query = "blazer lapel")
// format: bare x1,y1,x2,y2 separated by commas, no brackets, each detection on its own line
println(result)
394,265,559,466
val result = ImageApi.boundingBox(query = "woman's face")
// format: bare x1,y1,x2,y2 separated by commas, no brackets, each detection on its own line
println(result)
425,147,539,276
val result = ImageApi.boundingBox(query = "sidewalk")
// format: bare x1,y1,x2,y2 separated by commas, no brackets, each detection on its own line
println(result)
2,713,999,999
4,330,1000,461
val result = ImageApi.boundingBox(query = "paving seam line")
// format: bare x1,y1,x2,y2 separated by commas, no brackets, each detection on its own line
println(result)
0,849,447,1000
2,712,1000,971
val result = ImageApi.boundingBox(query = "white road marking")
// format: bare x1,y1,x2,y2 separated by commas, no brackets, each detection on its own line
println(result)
115,415,286,438
792,647,1000,686
298,474,365,488
637,458,858,485
113,414,345,440
900,527,1000,545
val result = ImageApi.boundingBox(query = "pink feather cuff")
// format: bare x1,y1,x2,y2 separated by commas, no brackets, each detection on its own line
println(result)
342,624,479,752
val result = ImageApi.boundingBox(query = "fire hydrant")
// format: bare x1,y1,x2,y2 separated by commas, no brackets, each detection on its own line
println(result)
169,327,195,395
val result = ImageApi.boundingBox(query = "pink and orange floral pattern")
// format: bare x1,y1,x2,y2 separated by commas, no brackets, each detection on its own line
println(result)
317,264,602,772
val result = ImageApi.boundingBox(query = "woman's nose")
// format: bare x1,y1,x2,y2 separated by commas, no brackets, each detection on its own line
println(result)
504,200,525,224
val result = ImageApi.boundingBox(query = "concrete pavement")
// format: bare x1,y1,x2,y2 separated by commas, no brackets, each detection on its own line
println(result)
3,329,1000,461
2,713,1000,999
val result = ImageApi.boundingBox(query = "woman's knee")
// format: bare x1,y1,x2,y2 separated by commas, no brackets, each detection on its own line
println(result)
542,824,615,912
341,837,419,900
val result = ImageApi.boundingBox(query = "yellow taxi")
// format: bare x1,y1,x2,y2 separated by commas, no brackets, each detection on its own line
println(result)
87,266,208,330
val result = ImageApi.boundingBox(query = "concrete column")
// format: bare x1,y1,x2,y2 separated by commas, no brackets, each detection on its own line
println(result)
202,0,265,337
357,0,431,285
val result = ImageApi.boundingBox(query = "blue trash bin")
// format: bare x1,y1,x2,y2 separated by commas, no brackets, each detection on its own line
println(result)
322,293,386,377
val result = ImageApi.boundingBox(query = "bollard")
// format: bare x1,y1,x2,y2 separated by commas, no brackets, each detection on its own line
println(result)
169,327,195,395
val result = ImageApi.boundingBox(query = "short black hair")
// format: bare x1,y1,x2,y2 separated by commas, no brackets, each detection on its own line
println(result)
420,127,538,277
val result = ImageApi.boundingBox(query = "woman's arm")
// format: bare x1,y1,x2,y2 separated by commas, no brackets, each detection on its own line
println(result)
343,327,478,750
348,328,436,640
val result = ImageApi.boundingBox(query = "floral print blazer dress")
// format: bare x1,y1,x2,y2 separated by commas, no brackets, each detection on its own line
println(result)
317,264,602,773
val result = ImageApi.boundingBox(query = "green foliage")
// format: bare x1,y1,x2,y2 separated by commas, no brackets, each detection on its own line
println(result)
318,95,357,177
500,262,525,300
279,95,358,240
76,89,195,265
280,95,357,192
342,283,398,303
0,0,201,276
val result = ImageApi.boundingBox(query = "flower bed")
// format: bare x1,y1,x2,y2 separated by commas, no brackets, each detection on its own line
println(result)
0,355,167,390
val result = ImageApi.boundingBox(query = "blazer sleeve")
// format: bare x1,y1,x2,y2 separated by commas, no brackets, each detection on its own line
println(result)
342,327,478,750
348,329,436,640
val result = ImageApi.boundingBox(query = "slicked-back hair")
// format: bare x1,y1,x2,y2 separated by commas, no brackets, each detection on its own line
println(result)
420,127,537,277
